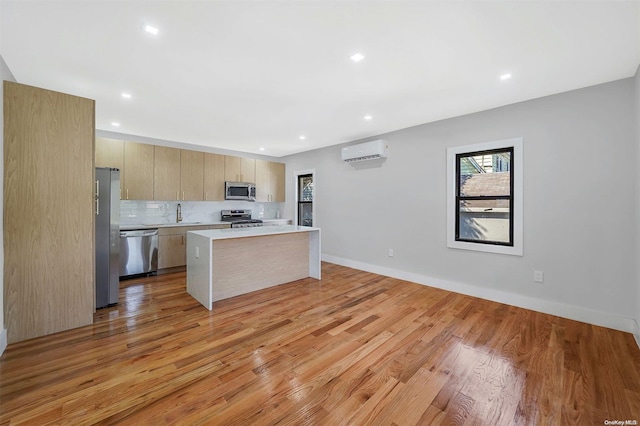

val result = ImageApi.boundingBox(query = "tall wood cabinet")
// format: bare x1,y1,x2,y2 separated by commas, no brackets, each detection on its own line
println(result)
4,81,95,344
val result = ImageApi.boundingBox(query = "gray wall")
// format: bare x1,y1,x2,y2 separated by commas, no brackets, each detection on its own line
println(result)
0,52,17,354
284,77,638,333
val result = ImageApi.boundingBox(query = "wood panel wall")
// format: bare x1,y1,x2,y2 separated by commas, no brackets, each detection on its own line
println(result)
4,81,95,344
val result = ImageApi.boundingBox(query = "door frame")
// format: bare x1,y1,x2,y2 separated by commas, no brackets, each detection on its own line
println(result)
294,169,315,227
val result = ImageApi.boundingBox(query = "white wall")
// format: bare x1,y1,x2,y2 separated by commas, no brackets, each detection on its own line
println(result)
635,65,640,341
0,52,17,355
284,78,638,333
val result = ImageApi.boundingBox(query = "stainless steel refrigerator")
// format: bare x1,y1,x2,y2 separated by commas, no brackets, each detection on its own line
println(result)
95,167,120,308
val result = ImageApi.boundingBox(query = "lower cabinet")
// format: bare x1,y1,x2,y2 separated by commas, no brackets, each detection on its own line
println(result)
158,224,230,269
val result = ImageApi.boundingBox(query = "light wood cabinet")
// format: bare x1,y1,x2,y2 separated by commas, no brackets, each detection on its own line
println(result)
270,161,285,202
153,146,181,201
96,137,124,169
123,141,154,200
204,153,225,201
4,81,95,344
255,160,285,202
95,137,125,198
225,156,255,183
158,232,186,269
154,148,204,201
180,150,204,201
255,160,271,202
158,224,230,269
101,141,270,202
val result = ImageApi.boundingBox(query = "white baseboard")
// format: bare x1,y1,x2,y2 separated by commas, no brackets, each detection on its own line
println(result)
634,320,640,350
322,254,639,335
0,328,7,357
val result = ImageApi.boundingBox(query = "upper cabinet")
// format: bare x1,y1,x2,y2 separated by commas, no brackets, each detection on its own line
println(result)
203,153,225,201
270,161,285,202
225,156,255,183
153,147,205,201
180,150,204,201
95,137,124,169
123,141,154,200
255,160,285,202
95,137,125,197
153,146,181,201
95,138,280,202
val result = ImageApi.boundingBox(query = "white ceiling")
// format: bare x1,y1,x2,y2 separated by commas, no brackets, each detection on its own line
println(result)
2,1,639,157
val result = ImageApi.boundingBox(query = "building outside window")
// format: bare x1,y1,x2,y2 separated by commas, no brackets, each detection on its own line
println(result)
456,148,514,246
447,138,523,256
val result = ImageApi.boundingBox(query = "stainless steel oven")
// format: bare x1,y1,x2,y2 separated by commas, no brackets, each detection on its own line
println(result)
221,210,263,228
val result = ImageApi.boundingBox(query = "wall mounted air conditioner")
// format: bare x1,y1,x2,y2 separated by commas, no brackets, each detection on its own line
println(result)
341,139,388,163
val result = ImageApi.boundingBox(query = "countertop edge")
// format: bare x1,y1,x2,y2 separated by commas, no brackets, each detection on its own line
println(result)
189,225,319,241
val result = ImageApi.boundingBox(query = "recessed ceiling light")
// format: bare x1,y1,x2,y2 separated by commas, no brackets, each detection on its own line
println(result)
121,93,132,99
350,53,365,62
299,135,306,140
111,122,120,127
145,24,159,35
500,73,512,81
364,115,373,121
259,147,265,151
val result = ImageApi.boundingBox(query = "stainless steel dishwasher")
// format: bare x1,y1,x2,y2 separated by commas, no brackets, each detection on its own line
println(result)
119,229,158,278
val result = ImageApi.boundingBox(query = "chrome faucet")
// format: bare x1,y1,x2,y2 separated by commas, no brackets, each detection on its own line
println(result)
177,203,182,223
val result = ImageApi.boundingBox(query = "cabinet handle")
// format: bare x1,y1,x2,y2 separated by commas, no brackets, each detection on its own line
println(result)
126,189,129,200
182,191,185,200
205,192,208,201
176,191,179,200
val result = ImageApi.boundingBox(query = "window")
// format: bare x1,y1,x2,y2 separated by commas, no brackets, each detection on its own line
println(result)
447,138,523,256
297,173,313,227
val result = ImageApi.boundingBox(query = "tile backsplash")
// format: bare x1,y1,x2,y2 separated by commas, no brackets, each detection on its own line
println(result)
120,200,285,226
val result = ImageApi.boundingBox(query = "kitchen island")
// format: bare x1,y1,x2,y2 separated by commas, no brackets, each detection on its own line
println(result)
186,225,321,309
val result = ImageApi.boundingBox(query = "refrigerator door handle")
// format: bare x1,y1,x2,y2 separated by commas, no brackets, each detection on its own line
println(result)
95,179,100,215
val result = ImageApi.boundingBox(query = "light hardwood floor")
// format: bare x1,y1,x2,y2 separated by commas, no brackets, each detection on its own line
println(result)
1,263,639,425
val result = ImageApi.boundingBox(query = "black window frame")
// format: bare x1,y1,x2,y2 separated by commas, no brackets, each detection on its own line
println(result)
297,173,313,227
455,147,514,247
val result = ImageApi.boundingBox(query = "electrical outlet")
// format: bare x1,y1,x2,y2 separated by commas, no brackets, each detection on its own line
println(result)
388,248,394,257
534,270,544,283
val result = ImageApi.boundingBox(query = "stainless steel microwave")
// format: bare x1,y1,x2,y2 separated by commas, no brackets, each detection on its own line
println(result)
225,181,256,201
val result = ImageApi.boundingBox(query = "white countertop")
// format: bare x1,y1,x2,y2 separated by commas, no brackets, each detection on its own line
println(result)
190,225,319,241
121,221,229,231
121,218,292,231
